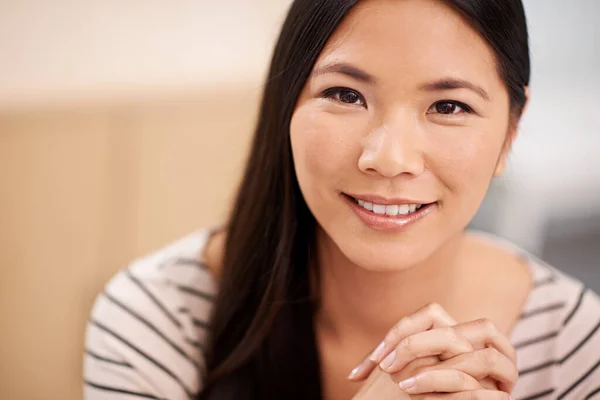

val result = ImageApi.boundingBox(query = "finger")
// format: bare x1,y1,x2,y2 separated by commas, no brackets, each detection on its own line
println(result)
392,359,499,389
431,347,518,393
477,377,500,390
386,355,440,384
411,389,511,400
397,369,481,394
396,355,441,377
450,318,517,364
380,327,473,373
348,303,456,381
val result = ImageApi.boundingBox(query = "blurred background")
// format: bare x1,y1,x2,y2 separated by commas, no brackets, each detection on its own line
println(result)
0,1,598,399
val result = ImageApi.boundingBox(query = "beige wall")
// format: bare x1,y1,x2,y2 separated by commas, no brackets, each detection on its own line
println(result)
0,88,260,400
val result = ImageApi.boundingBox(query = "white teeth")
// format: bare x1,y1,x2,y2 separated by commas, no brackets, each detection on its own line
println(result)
355,198,425,216
385,204,399,216
372,204,386,215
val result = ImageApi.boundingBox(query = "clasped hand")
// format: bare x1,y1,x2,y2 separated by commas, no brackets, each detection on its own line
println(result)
350,303,518,399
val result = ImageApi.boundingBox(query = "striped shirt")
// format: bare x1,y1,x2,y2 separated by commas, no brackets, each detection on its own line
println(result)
84,229,600,400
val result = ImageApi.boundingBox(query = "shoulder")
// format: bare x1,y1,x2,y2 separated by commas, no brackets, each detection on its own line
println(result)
512,257,600,399
84,229,218,399
550,267,600,398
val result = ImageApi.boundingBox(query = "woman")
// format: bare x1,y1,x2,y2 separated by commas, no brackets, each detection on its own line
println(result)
84,0,600,399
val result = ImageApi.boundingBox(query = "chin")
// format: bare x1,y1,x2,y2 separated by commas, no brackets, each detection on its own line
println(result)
334,234,436,273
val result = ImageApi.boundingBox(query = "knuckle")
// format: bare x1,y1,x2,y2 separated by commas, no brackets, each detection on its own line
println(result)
442,327,471,352
475,318,497,337
388,319,406,339
480,347,500,368
398,336,414,353
442,326,458,339
452,370,468,389
425,302,444,315
474,318,517,363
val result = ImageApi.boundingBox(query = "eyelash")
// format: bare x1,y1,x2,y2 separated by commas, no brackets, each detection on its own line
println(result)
321,87,474,115
321,87,366,107
428,100,474,116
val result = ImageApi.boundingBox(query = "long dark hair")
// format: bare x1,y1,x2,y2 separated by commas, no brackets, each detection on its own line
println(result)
200,1,530,399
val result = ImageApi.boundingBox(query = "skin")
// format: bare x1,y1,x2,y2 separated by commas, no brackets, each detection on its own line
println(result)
205,0,532,398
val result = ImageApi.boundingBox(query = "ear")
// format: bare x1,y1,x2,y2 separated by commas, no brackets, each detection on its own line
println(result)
494,86,530,177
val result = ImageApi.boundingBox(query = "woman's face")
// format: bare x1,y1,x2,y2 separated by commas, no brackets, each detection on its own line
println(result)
290,0,517,271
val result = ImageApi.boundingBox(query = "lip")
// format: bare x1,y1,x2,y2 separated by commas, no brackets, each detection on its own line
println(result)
343,194,437,232
345,193,433,206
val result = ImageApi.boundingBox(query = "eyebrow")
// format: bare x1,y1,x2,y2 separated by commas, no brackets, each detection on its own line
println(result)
311,63,490,101
420,78,491,101
310,62,376,85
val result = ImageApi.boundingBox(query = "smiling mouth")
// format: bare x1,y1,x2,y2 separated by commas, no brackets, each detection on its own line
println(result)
345,194,435,217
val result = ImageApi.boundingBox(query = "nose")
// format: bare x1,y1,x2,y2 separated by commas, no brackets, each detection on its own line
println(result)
358,112,425,178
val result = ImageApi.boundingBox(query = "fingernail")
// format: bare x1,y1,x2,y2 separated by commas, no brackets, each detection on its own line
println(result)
399,376,416,391
347,359,372,380
369,341,386,362
379,351,396,370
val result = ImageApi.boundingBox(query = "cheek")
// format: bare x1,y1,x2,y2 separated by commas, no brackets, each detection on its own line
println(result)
428,126,507,202
290,105,364,190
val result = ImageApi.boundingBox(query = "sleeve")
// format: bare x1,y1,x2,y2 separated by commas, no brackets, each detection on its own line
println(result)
554,286,600,399
83,255,216,400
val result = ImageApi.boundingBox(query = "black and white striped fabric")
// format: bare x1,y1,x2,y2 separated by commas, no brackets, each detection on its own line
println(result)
83,229,600,399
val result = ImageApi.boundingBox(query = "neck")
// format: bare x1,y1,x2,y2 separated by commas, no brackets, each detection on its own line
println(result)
314,227,468,344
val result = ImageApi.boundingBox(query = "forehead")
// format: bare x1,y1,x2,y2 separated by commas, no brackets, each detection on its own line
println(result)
315,0,501,91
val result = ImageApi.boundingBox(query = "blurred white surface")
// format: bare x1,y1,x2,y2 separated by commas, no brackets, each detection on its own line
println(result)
0,0,293,108
494,0,600,253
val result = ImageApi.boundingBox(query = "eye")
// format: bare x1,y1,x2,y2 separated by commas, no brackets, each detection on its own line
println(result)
428,100,473,115
322,87,366,107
